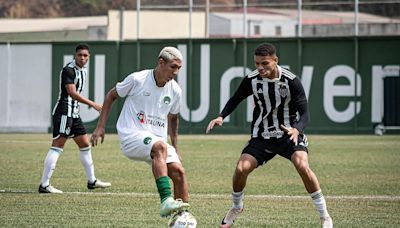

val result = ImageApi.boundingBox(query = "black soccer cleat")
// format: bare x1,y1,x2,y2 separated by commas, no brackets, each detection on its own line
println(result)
87,179,111,190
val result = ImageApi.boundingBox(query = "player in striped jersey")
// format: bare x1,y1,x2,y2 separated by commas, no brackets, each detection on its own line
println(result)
207,43,333,228
38,44,111,194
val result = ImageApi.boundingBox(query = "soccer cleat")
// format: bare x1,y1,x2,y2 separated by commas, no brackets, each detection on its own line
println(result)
38,184,63,193
321,216,333,228
87,179,111,190
220,206,243,228
160,197,190,217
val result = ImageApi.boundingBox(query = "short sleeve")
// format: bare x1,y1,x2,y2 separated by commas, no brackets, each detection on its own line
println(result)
61,67,75,85
116,74,135,98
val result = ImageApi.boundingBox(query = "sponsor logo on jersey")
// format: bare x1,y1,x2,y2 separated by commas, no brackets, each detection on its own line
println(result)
261,130,284,138
163,96,171,104
137,111,166,128
144,118,165,128
137,111,145,123
143,137,152,145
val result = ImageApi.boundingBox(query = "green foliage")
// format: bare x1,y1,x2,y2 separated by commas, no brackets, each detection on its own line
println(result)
0,134,399,227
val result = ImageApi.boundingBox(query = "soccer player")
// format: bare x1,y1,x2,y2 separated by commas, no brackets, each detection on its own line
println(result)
38,43,111,193
90,47,190,217
206,43,333,228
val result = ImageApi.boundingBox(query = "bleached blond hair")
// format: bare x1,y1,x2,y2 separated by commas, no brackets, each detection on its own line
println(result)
158,46,183,62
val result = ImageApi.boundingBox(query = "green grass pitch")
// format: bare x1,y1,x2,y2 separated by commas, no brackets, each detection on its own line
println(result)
0,134,399,227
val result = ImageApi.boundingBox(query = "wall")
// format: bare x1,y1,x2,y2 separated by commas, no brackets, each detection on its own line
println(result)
0,37,399,134
107,10,206,40
0,44,52,132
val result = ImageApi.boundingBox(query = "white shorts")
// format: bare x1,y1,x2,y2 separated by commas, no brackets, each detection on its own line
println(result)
120,130,180,164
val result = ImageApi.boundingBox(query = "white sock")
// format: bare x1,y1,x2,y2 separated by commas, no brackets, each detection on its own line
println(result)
40,147,62,187
79,147,96,183
232,191,244,209
310,189,329,218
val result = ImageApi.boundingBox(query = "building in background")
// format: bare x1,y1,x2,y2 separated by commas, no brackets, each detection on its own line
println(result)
210,10,297,37
107,10,206,40
0,9,399,42
0,16,107,42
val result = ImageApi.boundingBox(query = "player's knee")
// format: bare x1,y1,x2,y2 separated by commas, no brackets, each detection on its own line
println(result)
151,142,168,158
294,160,310,174
176,168,186,182
235,164,251,176
169,164,186,181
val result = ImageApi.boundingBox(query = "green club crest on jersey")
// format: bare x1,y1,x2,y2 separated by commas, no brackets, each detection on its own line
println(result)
143,137,152,145
163,96,171,104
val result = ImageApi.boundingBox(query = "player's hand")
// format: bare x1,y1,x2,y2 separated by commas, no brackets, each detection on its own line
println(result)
93,103,103,113
206,116,224,134
280,124,299,145
90,127,105,147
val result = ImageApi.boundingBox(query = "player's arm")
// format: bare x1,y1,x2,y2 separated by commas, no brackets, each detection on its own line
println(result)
62,68,102,112
168,113,180,157
290,77,310,133
90,87,119,147
206,77,252,133
280,77,309,145
65,84,102,112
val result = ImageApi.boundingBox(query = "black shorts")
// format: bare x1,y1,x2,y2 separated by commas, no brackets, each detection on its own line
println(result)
52,114,87,138
242,134,309,167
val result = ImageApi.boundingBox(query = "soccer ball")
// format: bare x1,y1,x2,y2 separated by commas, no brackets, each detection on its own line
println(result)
168,211,197,228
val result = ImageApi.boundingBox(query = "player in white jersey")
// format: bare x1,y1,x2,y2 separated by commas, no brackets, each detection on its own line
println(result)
90,47,190,217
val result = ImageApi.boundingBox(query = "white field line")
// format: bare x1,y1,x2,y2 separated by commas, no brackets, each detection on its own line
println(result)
1,189,400,201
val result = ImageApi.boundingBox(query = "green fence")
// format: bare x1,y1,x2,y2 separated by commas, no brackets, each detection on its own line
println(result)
52,37,400,134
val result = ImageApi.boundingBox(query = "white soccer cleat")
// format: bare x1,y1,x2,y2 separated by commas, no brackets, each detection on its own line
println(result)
87,179,111,190
160,197,190,217
321,216,333,228
38,184,63,193
220,206,243,228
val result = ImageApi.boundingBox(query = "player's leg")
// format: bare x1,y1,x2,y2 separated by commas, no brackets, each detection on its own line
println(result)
220,154,257,228
151,141,169,179
73,134,111,190
39,137,67,193
290,135,333,228
232,154,258,193
165,144,189,202
72,117,110,190
221,138,273,228
151,141,190,216
39,114,69,193
120,132,189,217
167,163,189,202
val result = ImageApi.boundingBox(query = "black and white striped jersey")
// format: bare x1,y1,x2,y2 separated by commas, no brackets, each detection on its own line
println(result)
52,60,86,118
220,65,309,139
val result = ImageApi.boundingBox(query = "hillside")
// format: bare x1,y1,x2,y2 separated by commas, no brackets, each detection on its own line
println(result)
0,0,398,19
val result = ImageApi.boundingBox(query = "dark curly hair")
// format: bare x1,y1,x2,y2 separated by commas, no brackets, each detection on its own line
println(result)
75,43,90,53
254,43,276,56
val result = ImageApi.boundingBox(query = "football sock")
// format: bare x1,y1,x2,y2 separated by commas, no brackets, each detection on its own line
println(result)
232,191,244,209
79,147,96,183
40,147,63,187
156,176,172,203
310,189,329,218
